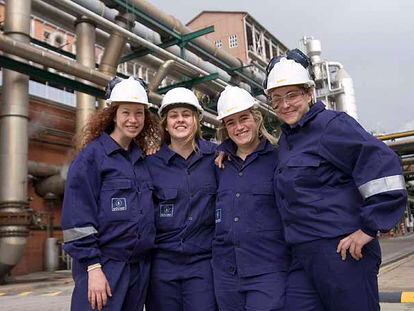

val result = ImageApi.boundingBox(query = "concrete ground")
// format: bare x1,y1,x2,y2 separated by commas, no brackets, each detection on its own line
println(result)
0,233,413,310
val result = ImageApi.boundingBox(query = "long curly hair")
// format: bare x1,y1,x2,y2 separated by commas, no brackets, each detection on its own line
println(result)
75,104,162,154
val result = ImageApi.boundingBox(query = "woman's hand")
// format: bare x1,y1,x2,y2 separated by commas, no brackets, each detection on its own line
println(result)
215,151,226,169
336,229,374,261
145,146,159,156
88,268,112,311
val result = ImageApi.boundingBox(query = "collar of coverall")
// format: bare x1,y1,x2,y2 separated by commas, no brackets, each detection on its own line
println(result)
218,137,273,158
99,132,143,161
156,139,215,164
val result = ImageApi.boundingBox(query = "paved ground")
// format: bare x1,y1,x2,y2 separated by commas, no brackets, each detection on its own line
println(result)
0,234,413,310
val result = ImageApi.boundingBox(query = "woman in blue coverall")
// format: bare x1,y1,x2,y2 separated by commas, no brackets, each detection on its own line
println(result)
213,86,290,311
61,76,161,311
145,87,218,311
264,49,408,310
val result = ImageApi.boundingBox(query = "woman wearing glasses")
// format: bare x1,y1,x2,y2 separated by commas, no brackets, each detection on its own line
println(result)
61,77,161,311
265,50,407,310
212,86,289,311
145,88,218,311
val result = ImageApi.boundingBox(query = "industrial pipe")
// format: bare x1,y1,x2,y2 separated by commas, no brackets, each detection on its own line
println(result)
149,60,175,92
0,0,32,282
44,0,276,117
75,16,97,135
377,130,414,141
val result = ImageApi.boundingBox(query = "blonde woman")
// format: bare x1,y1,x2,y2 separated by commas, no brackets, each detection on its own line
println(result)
145,87,218,311
213,86,289,311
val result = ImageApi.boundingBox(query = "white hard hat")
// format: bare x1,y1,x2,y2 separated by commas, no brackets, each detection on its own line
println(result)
159,87,203,116
216,86,257,120
106,76,150,105
265,57,315,93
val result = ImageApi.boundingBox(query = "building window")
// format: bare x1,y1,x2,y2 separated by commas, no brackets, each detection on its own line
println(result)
215,39,223,49
229,34,238,48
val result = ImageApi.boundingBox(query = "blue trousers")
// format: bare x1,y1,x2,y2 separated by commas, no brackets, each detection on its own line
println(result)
286,238,381,311
146,256,218,311
212,261,287,311
70,257,150,311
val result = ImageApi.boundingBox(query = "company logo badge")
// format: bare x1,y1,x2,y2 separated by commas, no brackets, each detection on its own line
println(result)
111,198,127,212
160,204,174,217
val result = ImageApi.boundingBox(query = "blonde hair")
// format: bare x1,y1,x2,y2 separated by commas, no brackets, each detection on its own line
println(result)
216,108,277,145
160,108,202,152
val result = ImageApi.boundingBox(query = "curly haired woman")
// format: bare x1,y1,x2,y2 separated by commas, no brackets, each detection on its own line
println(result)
61,77,161,311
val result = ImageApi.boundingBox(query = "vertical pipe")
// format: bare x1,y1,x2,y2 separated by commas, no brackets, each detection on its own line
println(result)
98,13,134,109
149,60,175,92
75,17,96,135
0,0,32,281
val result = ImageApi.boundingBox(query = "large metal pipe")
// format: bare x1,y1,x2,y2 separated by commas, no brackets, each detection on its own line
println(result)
0,0,32,282
377,130,414,141
99,14,133,76
75,17,97,135
97,13,134,109
1,33,221,128
44,0,275,117
149,60,175,92
46,0,228,88
0,34,109,86
31,0,219,94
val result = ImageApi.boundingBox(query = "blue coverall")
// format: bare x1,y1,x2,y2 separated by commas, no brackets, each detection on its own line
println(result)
213,138,290,311
274,101,407,311
61,133,155,311
145,140,218,311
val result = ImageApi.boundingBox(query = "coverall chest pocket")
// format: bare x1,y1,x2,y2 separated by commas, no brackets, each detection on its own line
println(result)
285,157,323,203
154,188,180,232
199,186,217,226
100,179,134,222
214,189,232,236
287,157,321,181
252,182,281,231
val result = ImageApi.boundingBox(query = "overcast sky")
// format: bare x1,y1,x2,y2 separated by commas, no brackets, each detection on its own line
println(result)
150,0,414,133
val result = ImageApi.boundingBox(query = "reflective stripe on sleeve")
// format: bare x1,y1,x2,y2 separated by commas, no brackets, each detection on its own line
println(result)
358,175,406,199
63,226,98,243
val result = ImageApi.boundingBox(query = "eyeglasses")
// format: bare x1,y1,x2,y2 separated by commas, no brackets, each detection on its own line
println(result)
270,90,305,110
263,48,314,89
104,76,148,99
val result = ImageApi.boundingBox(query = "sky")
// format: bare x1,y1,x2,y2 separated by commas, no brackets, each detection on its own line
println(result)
149,0,414,133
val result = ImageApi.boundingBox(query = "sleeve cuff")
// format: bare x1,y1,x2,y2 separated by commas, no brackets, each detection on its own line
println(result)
82,256,101,267
361,226,378,238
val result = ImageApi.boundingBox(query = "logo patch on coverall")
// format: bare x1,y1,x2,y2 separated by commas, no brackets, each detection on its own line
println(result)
215,209,222,223
160,204,174,217
111,198,127,212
